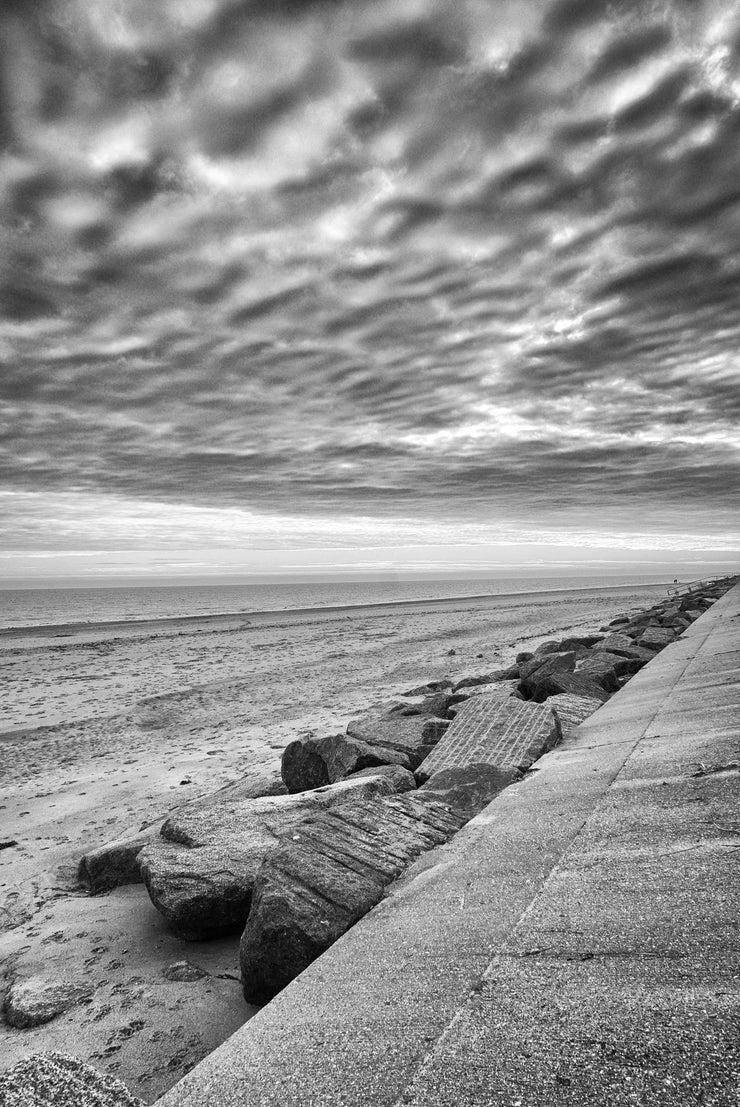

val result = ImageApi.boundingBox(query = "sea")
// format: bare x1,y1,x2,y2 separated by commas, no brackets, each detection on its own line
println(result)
0,574,682,631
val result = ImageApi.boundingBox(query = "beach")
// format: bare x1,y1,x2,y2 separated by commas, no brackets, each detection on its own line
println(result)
0,581,674,1101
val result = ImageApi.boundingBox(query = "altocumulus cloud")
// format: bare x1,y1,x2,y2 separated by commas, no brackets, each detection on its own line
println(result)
0,0,739,566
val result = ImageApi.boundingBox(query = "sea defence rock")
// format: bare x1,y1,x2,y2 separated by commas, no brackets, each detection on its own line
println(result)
546,693,604,740
575,653,621,692
420,763,521,819
78,765,287,894
78,827,157,894
240,793,466,1004
346,764,417,792
532,669,611,703
448,678,520,712
638,625,677,650
0,1052,144,1107
139,773,405,939
3,978,93,1029
414,696,561,784
281,733,408,793
518,651,576,699
345,709,440,769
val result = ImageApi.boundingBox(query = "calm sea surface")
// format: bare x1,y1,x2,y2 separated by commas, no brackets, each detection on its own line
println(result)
0,575,677,630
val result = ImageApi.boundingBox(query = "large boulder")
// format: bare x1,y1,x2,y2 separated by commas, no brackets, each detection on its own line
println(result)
139,773,405,939
345,710,438,770
78,766,286,894
574,654,621,692
420,763,520,819
533,669,610,703
638,626,677,650
415,696,560,784
281,733,408,793
594,633,655,660
346,764,418,792
240,793,466,1004
519,651,576,699
0,1053,144,1107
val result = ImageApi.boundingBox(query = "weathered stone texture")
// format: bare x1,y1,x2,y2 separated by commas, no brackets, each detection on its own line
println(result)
415,697,560,783
0,1052,144,1107
240,794,466,1004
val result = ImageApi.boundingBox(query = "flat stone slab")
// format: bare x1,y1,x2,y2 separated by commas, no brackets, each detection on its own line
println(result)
0,1052,143,1106
415,697,560,783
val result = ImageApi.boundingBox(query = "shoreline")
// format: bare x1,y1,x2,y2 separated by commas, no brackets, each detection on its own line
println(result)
0,579,675,640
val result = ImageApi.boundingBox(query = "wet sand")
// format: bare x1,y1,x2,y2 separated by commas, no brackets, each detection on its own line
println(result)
0,582,672,1101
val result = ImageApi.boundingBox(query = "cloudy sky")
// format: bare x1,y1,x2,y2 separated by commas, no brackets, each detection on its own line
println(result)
1,0,739,584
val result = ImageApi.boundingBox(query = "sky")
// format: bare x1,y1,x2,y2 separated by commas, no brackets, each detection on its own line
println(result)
1,0,739,585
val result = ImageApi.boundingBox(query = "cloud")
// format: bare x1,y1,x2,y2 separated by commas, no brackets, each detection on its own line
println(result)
0,0,739,568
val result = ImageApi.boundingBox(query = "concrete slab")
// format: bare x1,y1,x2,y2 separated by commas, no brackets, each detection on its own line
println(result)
159,582,740,1107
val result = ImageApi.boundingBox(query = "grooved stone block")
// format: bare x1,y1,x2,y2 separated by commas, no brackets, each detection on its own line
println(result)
546,694,604,739
415,697,560,783
240,794,466,1003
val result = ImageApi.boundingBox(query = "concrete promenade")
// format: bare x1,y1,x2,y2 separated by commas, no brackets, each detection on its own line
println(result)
160,584,740,1107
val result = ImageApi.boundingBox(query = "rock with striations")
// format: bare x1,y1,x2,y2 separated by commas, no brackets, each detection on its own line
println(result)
421,717,451,742
519,651,576,699
546,694,604,740
240,793,467,1004
0,1052,144,1107
281,732,408,793
533,669,611,704
415,696,561,783
139,773,405,939
594,635,657,663
3,978,93,1029
420,763,521,819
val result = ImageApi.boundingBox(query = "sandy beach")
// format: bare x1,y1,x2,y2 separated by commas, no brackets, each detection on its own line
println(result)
0,581,674,1101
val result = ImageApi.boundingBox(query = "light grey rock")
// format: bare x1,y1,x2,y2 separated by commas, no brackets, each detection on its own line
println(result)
533,669,610,703
546,693,604,739
416,696,560,783
139,773,404,939
78,828,156,894
3,979,93,1029
346,711,435,769
240,793,466,1004
0,1052,143,1107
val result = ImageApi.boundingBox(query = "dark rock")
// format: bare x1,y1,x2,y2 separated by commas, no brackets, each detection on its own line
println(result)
420,763,520,819
240,794,466,1004
162,960,207,982
346,764,417,792
533,640,561,656
608,615,629,626
558,634,604,650
139,773,403,939
447,649,456,655
594,636,657,663
0,840,18,851
3,978,93,1029
575,654,620,692
401,679,453,696
534,669,610,703
519,651,576,698
281,733,407,793
515,651,534,663
421,717,451,743
638,626,677,650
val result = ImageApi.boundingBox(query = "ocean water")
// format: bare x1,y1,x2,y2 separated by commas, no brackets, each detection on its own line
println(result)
0,574,678,630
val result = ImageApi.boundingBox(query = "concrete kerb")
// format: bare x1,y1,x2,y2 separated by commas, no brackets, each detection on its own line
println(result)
158,583,740,1107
